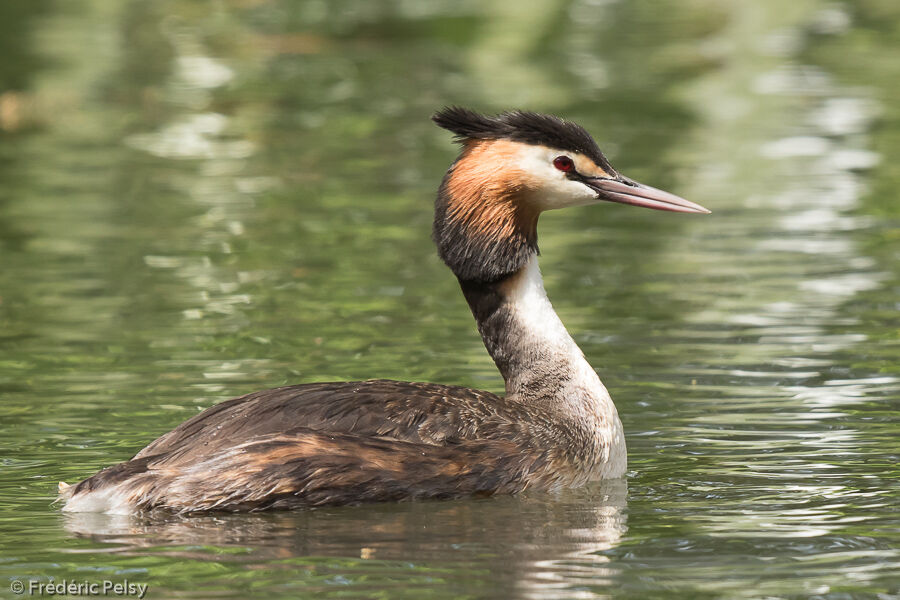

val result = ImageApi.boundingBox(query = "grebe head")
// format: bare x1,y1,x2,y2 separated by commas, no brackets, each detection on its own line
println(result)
432,107,709,282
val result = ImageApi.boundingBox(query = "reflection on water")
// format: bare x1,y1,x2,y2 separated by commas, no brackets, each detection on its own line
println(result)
0,0,898,599
62,482,627,600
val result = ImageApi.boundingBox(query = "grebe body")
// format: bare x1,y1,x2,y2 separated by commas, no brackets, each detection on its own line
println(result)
61,108,708,513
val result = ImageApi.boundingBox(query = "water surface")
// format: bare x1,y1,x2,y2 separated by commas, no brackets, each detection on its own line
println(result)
1,1,898,598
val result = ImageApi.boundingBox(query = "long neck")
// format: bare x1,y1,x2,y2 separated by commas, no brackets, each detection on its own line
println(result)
459,257,618,418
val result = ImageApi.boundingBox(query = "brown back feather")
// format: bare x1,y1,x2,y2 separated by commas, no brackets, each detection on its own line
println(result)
76,429,574,512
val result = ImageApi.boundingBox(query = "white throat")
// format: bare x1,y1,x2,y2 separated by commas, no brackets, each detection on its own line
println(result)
495,257,627,478
502,258,606,401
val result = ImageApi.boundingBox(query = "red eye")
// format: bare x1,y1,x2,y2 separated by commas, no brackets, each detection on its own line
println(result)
553,156,574,172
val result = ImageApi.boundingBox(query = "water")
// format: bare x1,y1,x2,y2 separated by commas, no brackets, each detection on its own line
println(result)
1,1,898,598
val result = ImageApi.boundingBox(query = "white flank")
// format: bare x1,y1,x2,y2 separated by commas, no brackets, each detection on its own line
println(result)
61,486,138,515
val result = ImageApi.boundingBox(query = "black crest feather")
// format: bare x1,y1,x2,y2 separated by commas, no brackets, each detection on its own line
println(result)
432,106,613,173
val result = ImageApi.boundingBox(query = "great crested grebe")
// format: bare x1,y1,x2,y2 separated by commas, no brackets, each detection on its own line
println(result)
60,108,709,513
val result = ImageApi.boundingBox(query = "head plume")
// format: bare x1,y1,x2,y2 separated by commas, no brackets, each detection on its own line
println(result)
432,107,614,174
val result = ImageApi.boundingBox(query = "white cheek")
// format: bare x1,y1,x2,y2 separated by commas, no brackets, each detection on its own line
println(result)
514,146,598,210
540,178,598,210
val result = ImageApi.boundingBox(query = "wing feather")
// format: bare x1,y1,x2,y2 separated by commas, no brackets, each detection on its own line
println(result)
66,428,575,512
134,380,526,460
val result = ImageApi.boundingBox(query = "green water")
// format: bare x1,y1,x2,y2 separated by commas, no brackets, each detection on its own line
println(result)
1,1,898,598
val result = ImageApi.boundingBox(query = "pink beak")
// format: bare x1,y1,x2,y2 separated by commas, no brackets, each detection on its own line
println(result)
585,176,710,214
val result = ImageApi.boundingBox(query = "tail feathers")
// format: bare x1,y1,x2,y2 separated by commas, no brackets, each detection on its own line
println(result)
54,481,72,506
62,428,566,513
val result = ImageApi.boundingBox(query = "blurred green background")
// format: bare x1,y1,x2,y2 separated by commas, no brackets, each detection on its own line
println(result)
0,1,898,598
